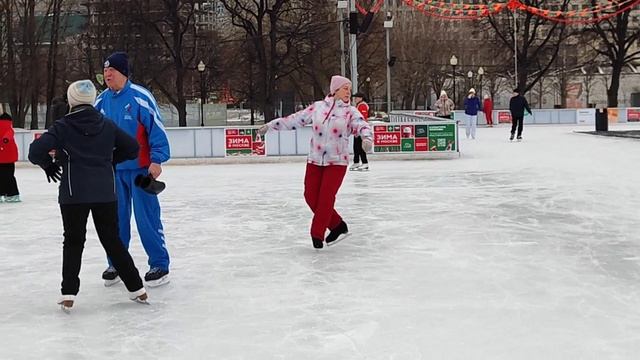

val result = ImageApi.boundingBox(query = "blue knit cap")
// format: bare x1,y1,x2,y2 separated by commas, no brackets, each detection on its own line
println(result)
104,52,129,77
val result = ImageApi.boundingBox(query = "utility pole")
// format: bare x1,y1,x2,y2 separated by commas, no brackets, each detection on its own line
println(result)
338,1,347,76
349,0,358,92
384,0,393,112
514,10,518,89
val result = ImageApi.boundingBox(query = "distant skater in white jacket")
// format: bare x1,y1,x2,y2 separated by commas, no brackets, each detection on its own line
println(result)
258,75,372,249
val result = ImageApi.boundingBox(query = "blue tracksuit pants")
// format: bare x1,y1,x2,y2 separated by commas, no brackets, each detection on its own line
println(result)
109,168,170,271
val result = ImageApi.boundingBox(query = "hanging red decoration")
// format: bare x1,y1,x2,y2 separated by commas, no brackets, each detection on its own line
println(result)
401,0,640,24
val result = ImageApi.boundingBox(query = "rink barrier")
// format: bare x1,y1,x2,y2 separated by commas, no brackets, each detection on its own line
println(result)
14,120,460,161
390,108,640,125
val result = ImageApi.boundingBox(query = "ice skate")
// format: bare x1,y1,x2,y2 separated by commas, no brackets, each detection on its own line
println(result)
144,267,170,287
349,163,361,171
517,136,522,142
356,164,369,171
129,288,149,304
57,295,75,313
4,195,20,203
102,266,121,287
326,221,350,247
509,133,515,141
312,237,324,249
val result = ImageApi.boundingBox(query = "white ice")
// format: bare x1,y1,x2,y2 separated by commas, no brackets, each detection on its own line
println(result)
1,124,640,360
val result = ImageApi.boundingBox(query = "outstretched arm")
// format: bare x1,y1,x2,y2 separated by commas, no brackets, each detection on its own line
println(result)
258,104,316,135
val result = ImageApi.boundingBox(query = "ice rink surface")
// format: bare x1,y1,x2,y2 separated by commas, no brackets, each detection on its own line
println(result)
1,124,639,360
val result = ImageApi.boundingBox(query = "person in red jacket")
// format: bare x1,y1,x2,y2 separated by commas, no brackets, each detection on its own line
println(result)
351,92,370,171
483,95,494,127
0,112,20,203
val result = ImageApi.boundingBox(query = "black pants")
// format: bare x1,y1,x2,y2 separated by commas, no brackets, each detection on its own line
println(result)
511,116,524,137
0,163,19,196
353,136,368,164
60,202,143,296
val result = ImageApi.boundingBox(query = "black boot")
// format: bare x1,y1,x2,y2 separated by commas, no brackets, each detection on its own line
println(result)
135,174,166,195
326,221,348,246
312,237,324,249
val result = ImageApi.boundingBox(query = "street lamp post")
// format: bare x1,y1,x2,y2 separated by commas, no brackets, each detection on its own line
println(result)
477,67,484,99
197,60,206,127
450,55,458,105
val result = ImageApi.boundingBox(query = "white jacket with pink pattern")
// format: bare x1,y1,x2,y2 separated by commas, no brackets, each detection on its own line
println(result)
267,96,372,166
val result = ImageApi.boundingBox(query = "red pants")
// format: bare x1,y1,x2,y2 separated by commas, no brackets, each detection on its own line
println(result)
304,163,347,240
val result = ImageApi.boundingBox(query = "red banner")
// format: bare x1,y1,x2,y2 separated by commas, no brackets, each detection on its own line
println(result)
627,108,640,122
497,111,512,124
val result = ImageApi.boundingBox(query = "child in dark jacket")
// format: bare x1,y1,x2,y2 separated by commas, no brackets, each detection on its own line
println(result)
29,80,148,312
0,112,20,202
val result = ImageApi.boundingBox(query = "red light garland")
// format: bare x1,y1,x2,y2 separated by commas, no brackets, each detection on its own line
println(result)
396,0,640,23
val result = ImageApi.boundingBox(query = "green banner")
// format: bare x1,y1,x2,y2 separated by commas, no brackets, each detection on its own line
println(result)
427,124,456,151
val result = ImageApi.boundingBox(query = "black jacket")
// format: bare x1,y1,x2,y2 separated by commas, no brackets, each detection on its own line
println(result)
509,95,532,118
29,105,139,204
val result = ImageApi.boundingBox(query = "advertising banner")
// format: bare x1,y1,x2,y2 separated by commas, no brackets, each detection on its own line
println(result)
497,111,512,123
428,124,456,151
225,128,265,156
627,108,640,122
373,123,456,153
373,125,402,152
576,109,596,124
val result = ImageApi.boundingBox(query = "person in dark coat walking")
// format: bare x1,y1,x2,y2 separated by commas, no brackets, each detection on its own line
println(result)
0,112,20,202
29,80,148,312
509,88,532,141
350,92,370,171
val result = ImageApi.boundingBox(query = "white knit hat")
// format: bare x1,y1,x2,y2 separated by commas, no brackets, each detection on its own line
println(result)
67,80,97,109
468,88,476,94
440,90,447,97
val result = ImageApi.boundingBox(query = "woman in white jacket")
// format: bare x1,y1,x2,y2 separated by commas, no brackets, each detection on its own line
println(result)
258,75,373,249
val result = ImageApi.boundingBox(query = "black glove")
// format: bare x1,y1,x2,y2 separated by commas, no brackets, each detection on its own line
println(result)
44,162,62,183
134,174,166,195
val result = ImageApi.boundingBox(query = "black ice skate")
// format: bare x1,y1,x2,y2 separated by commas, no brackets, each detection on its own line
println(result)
144,267,170,287
312,237,324,249
509,133,515,141
517,136,522,142
102,266,120,287
326,221,350,247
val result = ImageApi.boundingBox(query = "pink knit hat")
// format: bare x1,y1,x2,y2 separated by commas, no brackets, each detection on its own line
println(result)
330,75,352,95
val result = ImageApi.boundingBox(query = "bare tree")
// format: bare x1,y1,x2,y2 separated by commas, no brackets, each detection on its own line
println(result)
588,1,640,107
485,0,571,95
44,0,64,128
132,0,200,127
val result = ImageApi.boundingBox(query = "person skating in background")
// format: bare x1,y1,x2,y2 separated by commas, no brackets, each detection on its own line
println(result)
257,75,372,249
95,52,171,287
463,88,482,139
350,92,370,171
509,88,532,141
435,91,455,119
0,112,20,203
28,80,148,312
483,94,494,127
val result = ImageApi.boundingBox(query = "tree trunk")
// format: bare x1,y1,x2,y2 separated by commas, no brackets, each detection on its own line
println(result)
30,91,38,130
608,61,624,107
45,0,62,129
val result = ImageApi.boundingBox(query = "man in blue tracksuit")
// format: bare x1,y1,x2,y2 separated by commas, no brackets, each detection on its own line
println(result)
95,52,171,287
